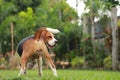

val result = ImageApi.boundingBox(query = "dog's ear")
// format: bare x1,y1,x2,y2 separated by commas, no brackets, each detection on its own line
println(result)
34,28,41,41
34,28,44,41
34,27,47,41
46,28,60,34
40,30,47,42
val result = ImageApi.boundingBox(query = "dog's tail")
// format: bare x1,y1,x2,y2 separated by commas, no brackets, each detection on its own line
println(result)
46,28,60,34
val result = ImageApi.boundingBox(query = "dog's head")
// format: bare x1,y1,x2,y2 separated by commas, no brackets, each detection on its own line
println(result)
34,27,60,47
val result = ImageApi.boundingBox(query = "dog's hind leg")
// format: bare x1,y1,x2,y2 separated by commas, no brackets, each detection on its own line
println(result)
18,53,29,76
37,56,43,76
18,66,26,76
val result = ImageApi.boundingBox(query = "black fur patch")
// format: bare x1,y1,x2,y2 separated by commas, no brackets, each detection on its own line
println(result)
17,35,34,57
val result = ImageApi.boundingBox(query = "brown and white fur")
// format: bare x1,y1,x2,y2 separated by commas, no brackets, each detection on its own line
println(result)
17,27,60,77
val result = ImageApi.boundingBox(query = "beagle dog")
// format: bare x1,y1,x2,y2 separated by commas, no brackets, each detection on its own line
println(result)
17,27,60,77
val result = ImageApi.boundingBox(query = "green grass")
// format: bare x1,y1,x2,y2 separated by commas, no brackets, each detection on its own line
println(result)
0,69,120,80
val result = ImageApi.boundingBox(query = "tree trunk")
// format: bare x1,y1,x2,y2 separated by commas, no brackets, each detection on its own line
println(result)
111,7,119,70
90,12,96,57
83,15,89,69
10,22,15,69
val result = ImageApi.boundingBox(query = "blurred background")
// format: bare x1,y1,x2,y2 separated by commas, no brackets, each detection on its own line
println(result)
0,0,120,71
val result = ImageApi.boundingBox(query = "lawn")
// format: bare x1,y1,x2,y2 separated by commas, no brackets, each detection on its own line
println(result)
0,69,120,80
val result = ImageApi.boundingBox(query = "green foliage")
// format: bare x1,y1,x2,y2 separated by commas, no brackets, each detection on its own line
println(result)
71,57,84,68
103,55,112,69
104,0,119,8
99,15,111,28
18,7,36,29
0,16,17,54
118,18,120,28
19,7,33,19
4,0,41,11
0,57,6,65
0,0,17,24
84,0,105,18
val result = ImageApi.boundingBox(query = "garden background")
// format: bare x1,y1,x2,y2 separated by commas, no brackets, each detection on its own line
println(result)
0,0,120,79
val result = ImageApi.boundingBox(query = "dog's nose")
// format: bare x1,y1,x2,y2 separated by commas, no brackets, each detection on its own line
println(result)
55,40,58,43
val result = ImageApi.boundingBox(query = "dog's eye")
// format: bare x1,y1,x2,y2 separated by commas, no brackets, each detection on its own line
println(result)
48,36,52,38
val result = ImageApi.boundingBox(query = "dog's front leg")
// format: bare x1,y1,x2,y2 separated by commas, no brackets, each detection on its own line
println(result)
43,50,57,77
37,56,43,76
48,61,57,77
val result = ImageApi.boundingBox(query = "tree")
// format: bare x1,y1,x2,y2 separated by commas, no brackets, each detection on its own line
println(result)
82,14,90,68
111,7,118,70
103,0,119,70
4,0,41,11
0,0,17,24
84,0,104,54
83,0,105,67
0,0,17,54
108,0,119,70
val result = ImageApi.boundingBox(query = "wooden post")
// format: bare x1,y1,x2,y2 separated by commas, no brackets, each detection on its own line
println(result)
10,22,14,69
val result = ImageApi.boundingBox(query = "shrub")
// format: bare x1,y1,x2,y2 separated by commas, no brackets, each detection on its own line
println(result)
71,57,84,68
0,57,7,69
103,55,112,69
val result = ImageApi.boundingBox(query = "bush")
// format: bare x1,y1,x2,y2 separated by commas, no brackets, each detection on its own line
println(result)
71,57,84,68
0,57,7,69
103,55,112,69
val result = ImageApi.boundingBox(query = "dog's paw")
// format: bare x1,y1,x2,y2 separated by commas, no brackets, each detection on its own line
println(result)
53,69,57,77
39,72,43,77
54,73,57,77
